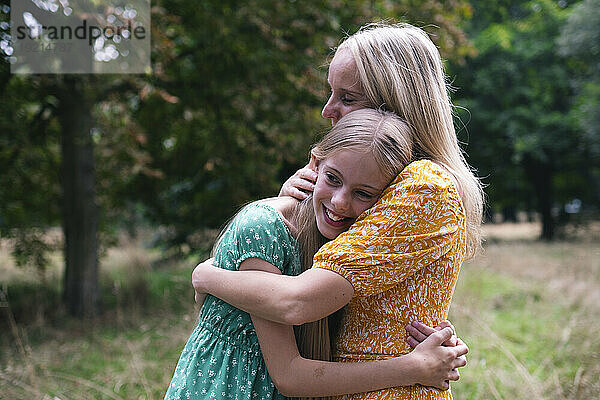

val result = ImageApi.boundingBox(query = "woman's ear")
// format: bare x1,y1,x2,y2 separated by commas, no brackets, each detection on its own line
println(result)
309,152,319,171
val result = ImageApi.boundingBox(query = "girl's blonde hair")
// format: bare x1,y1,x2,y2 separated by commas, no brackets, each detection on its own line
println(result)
293,109,413,379
338,22,485,258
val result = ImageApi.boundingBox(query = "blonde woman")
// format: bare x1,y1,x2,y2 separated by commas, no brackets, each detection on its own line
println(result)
193,23,484,399
165,110,467,400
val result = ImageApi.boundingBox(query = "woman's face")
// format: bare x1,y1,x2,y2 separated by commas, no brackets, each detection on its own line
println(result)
312,149,388,239
322,49,367,126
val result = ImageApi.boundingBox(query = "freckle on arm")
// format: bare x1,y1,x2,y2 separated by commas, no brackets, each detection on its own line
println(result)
314,365,325,378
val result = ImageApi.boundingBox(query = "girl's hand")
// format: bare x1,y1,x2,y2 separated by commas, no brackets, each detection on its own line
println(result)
278,164,318,200
408,327,468,390
192,258,215,304
406,320,458,348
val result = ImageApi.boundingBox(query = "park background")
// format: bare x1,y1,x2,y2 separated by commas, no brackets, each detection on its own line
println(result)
1,0,599,398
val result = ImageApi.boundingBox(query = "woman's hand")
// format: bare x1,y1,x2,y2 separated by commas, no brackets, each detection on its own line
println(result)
407,327,468,391
278,164,318,200
406,320,458,348
192,258,215,305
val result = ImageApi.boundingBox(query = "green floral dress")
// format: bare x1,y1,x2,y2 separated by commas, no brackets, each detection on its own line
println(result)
165,202,302,400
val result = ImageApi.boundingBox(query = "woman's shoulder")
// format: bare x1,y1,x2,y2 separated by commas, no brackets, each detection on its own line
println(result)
397,159,456,189
378,159,464,216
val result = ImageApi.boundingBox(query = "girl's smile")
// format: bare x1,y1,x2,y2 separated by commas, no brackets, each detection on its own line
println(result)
322,205,353,228
312,149,389,239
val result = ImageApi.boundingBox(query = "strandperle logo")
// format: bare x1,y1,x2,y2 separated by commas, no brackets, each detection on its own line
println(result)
7,0,150,74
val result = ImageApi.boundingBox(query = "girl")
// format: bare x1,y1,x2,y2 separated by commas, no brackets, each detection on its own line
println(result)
192,23,485,399
165,109,467,399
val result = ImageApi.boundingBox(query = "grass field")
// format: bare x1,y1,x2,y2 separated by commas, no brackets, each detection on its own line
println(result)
1,223,599,399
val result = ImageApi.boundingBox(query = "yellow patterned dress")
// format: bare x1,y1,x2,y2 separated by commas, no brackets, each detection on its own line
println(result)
313,160,466,400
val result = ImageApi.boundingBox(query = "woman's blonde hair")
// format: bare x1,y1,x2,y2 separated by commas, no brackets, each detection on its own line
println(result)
293,109,413,385
338,22,485,258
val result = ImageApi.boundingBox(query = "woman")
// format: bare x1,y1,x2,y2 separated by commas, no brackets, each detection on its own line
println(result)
193,23,484,399
165,110,467,400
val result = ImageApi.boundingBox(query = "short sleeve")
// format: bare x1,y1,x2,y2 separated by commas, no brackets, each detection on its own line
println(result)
312,160,465,298
225,203,297,275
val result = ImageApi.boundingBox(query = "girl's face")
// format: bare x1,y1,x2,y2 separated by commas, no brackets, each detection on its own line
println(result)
312,149,389,239
322,49,366,126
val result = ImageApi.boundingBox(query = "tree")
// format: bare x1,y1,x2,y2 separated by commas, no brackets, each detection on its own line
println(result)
0,1,161,317
557,0,600,211
1,0,475,317
451,0,590,239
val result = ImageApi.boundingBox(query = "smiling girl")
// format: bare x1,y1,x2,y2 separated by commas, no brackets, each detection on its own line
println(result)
164,109,467,400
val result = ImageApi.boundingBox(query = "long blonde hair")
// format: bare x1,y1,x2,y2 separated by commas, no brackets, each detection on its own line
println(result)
338,22,485,258
293,109,413,389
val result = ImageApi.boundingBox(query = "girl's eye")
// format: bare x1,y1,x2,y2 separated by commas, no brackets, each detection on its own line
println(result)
325,172,341,185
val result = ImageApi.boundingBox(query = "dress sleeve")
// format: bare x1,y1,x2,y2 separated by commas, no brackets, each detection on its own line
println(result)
229,203,296,274
312,161,465,298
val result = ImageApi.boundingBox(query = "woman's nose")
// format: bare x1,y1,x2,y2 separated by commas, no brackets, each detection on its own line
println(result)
322,95,337,122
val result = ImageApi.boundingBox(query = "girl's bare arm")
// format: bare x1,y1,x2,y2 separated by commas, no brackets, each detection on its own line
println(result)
193,257,353,325
253,315,465,396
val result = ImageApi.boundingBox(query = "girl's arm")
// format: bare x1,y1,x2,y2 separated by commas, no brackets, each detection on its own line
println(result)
193,257,353,325
242,258,467,396
254,315,465,396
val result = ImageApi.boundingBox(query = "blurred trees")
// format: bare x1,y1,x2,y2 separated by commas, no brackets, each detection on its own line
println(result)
558,0,600,207
0,2,162,316
2,0,599,317
1,0,473,317
451,0,599,239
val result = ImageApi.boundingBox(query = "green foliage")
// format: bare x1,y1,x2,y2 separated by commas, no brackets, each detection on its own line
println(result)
452,0,598,236
557,0,600,64
1,0,476,259
557,0,600,206
0,78,62,230
1,0,475,316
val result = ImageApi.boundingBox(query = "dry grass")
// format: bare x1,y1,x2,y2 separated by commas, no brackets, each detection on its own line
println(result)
1,223,599,399
449,223,600,399
0,232,200,400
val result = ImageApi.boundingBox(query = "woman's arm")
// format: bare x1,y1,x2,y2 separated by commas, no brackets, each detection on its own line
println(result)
279,164,317,200
193,258,353,325
242,257,467,396
406,320,458,348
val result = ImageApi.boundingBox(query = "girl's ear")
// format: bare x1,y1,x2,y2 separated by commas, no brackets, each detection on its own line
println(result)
309,152,319,171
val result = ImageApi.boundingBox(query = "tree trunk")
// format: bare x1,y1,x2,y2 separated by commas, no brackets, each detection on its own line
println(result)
523,155,555,241
57,77,100,317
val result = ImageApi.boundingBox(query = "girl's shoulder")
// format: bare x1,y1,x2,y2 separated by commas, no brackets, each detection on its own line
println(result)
237,198,297,237
253,197,298,234
217,199,301,275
